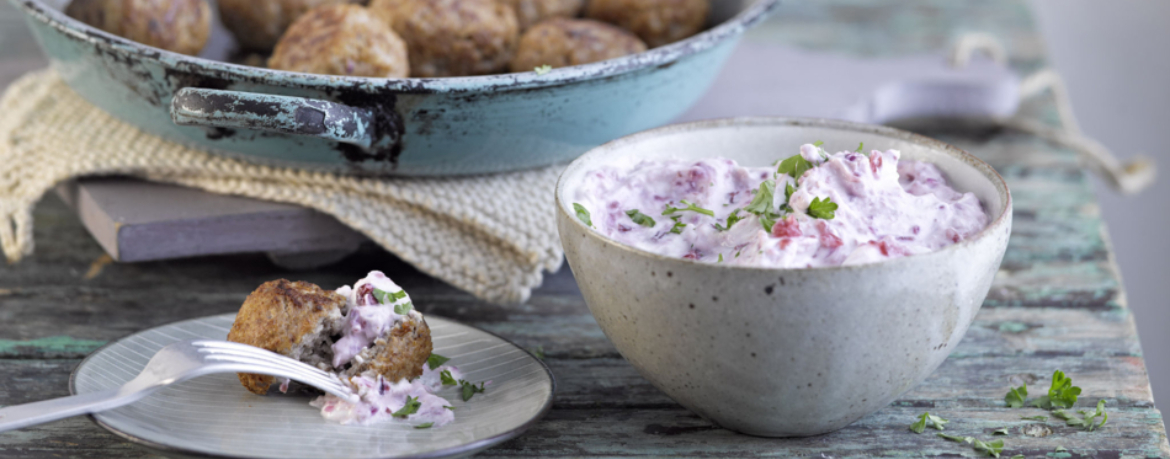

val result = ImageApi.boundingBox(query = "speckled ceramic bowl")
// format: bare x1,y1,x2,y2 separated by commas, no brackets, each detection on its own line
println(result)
556,117,1012,437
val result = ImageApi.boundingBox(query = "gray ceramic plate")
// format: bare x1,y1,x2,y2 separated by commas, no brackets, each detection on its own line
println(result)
69,314,554,459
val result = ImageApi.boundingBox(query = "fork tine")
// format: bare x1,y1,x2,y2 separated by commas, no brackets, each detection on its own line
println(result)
202,354,351,391
196,347,338,379
191,341,340,379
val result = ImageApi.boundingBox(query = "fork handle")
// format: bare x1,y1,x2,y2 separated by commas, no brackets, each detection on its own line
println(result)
0,389,131,432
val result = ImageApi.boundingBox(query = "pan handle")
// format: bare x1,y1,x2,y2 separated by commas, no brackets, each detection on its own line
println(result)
170,88,379,148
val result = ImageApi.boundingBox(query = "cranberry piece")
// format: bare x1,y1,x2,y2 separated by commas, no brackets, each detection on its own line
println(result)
771,217,803,238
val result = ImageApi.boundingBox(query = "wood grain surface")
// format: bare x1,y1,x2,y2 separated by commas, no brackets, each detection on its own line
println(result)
1,0,1167,457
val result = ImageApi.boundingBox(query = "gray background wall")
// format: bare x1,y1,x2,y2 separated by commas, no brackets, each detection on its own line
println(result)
1029,0,1170,406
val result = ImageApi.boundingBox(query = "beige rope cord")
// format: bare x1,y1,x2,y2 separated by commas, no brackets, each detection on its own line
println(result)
0,70,564,305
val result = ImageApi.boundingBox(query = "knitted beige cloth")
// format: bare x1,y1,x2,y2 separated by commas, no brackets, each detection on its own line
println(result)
0,70,564,305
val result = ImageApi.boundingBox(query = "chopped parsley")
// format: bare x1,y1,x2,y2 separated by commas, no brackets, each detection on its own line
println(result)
373,288,408,305
414,422,434,429
444,405,456,411
992,428,1009,435
782,182,796,212
573,203,592,227
717,253,723,263
426,354,450,370
460,380,486,401
714,209,744,232
776,154,814,179
856,142,864,152
534,64,552,75
531,345,546,360
910,412,949,433
392,395,421,418
807,196,838,220
744,180,783,230
938,434,1003,458
662,199,715,217
1053,400,1108,431
669,216,686,234
812,140,824,146
1009,456,1025,459
1004,383,1027,408
394,302,413,315
626,209,656,227
1019,415,1048,421
440,369,458,386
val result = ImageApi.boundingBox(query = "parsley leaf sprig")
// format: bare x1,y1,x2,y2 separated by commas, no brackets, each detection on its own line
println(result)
662,200,715,217
807,197,838,220
1053,400,1108,431
1004,383,1027,408
776,154,814,179
373,288,408,305
1002,370,1081,410
744,180,783,231
392,395,421,418
460,380,486,401
909,412,949,433
938,434,1003,458
414,422,434,429
573,203,592,227
1029,370,1082,409
426,354,450,370
440,369,458,386
394,302,413,315
625,209,656,227
714,209,744,232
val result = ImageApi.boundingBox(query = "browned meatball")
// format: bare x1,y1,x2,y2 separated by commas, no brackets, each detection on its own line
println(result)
509,18,645,72
218,0,358,51
369,0,519,77
501,0,583,30
65,0,211,55
585,0,709,48
268,4,410,77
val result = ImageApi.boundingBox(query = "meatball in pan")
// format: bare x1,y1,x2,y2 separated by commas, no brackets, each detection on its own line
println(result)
65,0,212,56
586,0,710,48
510,18,646,72
218,0,358,52
269,4,410,78
370,0,520,77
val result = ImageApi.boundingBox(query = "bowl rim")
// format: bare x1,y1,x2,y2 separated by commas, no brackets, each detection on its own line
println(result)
15,0,780,94
555,116,1013,273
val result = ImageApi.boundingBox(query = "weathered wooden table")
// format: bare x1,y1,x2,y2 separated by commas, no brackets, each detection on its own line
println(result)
2,0,1169,457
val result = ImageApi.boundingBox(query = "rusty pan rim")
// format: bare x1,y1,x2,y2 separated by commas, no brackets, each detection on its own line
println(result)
17,0,780,94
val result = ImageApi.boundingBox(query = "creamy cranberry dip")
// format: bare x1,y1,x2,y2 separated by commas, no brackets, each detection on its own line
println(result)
307,271,486,428
333,271,420,368
571,143,988,267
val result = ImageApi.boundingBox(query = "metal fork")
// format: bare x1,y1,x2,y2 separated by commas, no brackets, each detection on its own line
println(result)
0,339,357,432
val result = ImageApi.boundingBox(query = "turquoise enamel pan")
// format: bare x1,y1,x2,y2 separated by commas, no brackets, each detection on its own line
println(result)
12,0,779,176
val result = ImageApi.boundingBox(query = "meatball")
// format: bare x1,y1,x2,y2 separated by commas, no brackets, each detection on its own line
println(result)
218,0,357,52
509,18,646,72
501,0,583,30
585,0,709,48
227,280,348,395
65,0,211,55
369,0,519,77
268,5,410,78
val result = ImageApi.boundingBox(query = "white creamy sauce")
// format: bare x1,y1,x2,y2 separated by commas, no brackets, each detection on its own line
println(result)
307,271,474,428
572,145,988,268
332,270,422,368
311,365,459,427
